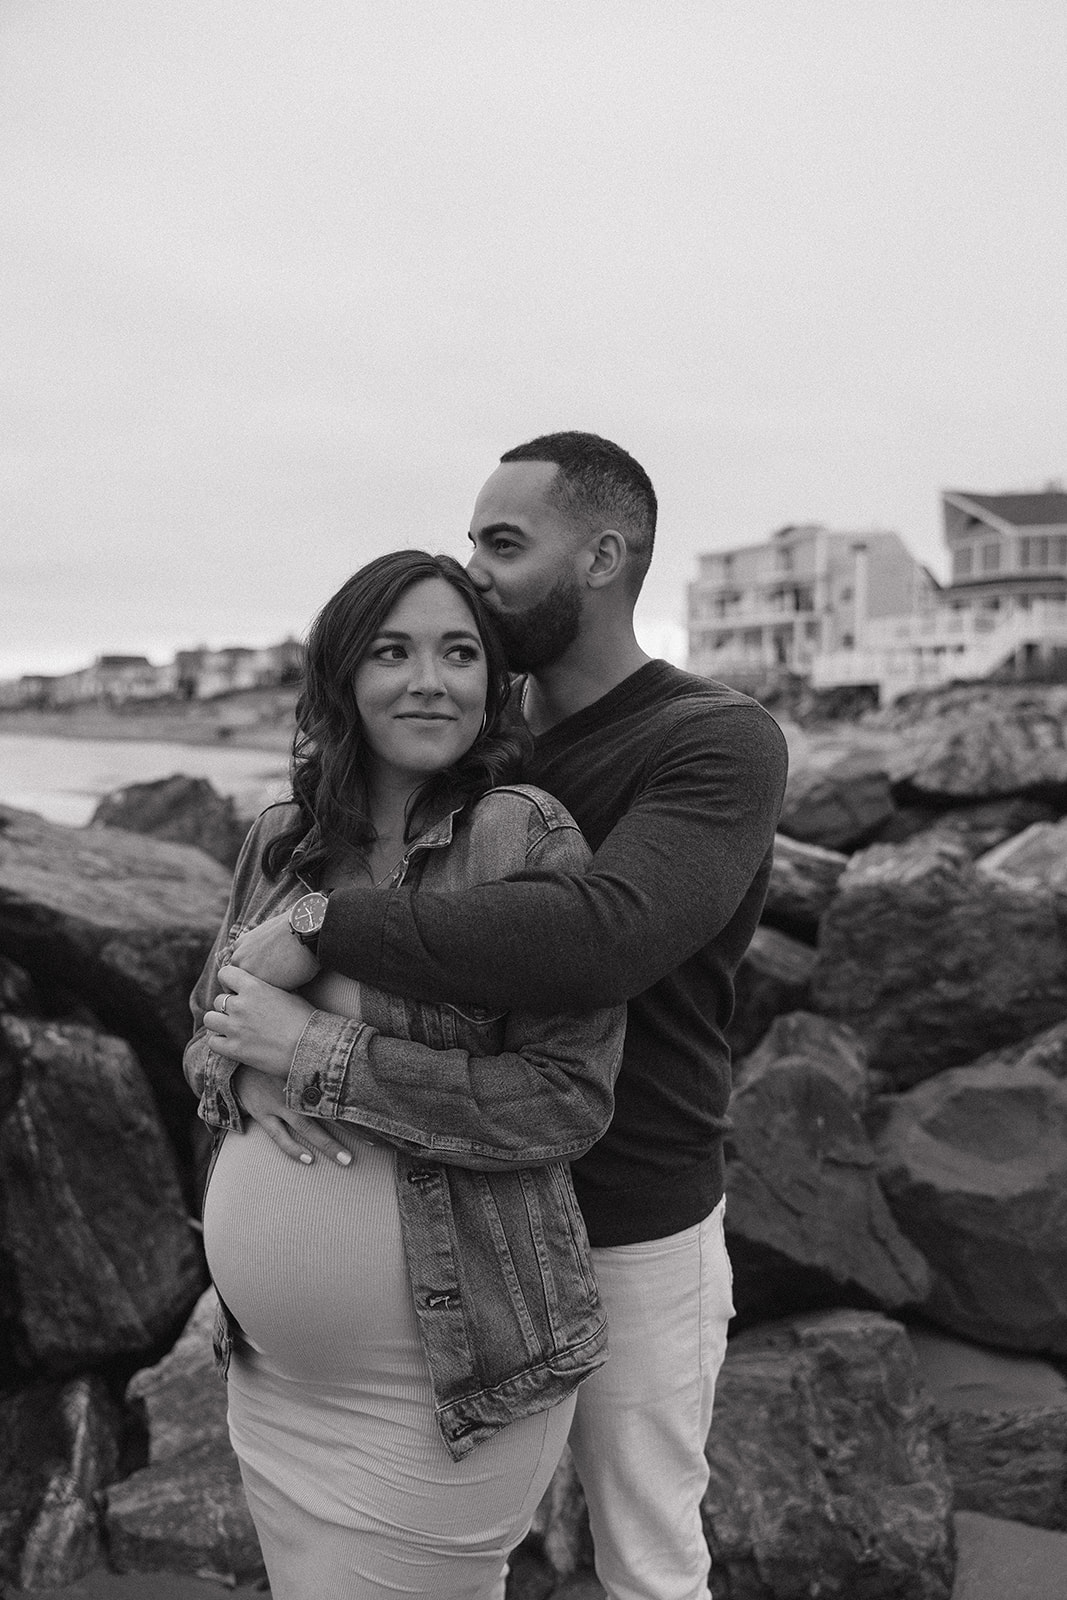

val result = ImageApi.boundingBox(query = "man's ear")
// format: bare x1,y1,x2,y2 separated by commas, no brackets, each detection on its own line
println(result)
583,529,628,589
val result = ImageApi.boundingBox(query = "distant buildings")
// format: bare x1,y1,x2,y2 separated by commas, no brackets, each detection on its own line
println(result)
688,487,1067,702
687,523,938,688
0,638,303,711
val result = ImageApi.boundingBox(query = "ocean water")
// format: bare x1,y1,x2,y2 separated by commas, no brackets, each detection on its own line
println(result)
0,732,290,827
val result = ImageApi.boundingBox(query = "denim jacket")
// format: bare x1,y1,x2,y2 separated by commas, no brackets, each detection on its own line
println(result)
184,785,626,1458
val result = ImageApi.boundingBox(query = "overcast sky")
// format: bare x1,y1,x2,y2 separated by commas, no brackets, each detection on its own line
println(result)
3,1,1065,679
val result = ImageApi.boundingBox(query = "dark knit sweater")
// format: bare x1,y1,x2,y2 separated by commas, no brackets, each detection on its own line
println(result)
319,661,788,1246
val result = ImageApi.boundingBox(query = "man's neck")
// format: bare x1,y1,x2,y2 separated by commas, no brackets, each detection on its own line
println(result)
522,629,652,735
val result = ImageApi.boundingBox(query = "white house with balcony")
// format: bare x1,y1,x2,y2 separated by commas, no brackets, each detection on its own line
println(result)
688,489,1067,703
810,488,1067,699
686,523,937,689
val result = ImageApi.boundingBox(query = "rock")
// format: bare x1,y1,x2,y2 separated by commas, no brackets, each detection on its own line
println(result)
733,1010,869,1107
978,815,1067,889
969,1016,1067,1080
91,774,249,869
874,1063,1067,1355
0,953,37,1014
727,927,817,1060
810,837,1067,1085
506,1543,563,1600
887,686,1067,803
760,834,848,941
0,804,230,1149
724,1044,930,1324
778,744,896,851
951,1510,1067,1600
909,1326,1067,1530
917,798,1058,859
124,1287,229,1459
0,1016,205,1375
105,1288,264,1584
705,1310,955,1600
0,1375,123,1590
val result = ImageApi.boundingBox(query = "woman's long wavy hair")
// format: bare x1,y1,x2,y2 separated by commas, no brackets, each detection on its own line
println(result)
262,550,527,883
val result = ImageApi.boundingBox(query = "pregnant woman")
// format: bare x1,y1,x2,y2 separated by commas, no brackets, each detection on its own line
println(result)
183,550,624,1600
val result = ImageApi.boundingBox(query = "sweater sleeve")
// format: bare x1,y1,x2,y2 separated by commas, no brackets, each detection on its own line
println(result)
317,703,788,1013
281,801,626,1169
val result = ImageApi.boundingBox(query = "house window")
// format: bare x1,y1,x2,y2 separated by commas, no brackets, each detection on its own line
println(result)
1055,537,1067,566
840,586,853,601
981,543,1000,573
1023,536,1050,569
954,546,974,579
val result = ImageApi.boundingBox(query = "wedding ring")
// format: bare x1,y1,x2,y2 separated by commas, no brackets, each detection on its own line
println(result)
218,994,229,1016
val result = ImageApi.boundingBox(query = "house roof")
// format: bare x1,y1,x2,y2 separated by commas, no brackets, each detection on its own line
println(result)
945,490,1067,528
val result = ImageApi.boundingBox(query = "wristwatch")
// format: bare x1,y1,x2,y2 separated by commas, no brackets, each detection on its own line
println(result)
288,891,330,954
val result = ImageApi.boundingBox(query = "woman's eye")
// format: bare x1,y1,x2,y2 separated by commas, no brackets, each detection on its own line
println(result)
372,644,406,661
447,646,480,664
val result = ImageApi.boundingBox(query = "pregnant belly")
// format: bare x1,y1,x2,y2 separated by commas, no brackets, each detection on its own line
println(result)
203,1121,420,1382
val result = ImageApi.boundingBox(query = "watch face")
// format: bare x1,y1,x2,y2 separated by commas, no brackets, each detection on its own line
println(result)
291,893,328,934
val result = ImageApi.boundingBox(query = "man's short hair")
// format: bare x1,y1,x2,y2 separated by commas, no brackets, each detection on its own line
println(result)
500,431,657,594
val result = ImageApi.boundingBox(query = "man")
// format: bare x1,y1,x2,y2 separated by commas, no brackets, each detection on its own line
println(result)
232,433,788,1600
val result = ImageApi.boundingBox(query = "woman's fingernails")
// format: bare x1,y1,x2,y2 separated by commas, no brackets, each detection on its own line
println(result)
299,1151,313,1164
335,1150,352,1166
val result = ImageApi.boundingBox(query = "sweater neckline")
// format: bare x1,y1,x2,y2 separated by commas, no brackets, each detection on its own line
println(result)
526,658,677,747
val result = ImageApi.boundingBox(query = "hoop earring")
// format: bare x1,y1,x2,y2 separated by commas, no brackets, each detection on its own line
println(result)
479,710,489,738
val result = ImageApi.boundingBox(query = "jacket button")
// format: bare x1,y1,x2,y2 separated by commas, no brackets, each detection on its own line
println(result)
408,1168,435,1184
302,1081,323,1107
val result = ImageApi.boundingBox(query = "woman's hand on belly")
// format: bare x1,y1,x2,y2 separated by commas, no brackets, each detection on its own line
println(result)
205,965,313,1078
233,1065,355,1166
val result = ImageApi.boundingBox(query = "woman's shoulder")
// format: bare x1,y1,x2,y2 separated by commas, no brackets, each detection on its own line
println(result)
453,784,589,874
242,798,300,843
469,783,582,836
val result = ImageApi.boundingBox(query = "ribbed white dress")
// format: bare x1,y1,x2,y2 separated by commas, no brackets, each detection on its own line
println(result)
203,971,574,1600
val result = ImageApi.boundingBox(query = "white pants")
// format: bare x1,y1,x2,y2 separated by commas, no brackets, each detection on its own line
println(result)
568,1201,734,1600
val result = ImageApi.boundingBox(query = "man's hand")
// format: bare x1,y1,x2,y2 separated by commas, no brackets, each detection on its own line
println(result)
232,1065,355,1166
204,965,314,1078
230,912,320,991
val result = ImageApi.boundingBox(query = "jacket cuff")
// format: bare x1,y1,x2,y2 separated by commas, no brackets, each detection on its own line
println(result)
286,1008,368,1117
199,1050,244,1132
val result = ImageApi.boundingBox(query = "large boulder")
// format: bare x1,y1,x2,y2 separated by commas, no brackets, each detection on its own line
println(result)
810,836,1067,1085
886,685,1067,804
105,1288,264,1583
915,797,1057,859
909,1326,1067,1531
733,1010,869,1105
0,1375,124,1590
0,1016,205,1375
778,744,896,852
727,927,817,1060
978,815,1067,889
705,1310,955,1600
761,835,848,941
969,1016,1067,1081
91,774,249,869
724,1034,930,1324
0,804,230,1147
874,1062,1067,1355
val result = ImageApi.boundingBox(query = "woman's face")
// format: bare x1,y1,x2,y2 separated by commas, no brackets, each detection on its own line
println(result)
352,577,489,786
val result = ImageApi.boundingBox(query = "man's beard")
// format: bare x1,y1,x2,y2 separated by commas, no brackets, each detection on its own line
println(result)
489,571,583,672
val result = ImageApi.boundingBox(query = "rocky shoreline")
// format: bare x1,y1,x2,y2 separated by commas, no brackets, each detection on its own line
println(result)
2,678,1067,1597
